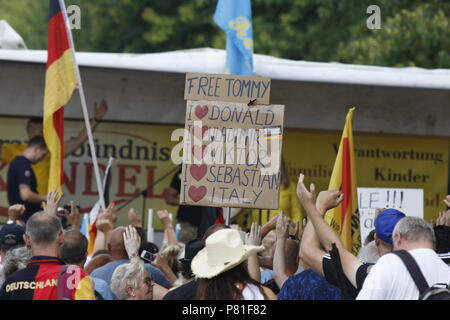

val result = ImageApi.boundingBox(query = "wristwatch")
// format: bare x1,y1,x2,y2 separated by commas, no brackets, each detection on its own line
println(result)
130,252,139,259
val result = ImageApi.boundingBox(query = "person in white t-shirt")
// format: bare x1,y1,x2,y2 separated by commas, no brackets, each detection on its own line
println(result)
357,216,450,300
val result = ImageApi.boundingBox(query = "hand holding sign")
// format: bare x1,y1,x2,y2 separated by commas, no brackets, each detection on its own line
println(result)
181,73,283,210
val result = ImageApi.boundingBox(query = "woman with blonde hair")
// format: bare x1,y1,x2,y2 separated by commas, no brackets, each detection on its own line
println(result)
110,261,154,300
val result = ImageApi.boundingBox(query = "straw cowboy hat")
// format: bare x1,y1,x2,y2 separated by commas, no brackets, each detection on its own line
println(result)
191,228,265,279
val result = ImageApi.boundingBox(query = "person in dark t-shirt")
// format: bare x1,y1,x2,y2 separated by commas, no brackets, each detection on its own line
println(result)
7,136,48,223
297,174,407,299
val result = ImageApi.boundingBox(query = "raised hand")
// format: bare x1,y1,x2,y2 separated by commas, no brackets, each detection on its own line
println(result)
8,204,25,223
289,220,302,240
265,212,282,231
296,173,317,208
151,253,170,271
316,190,344,215
275,212,290,240
245,222,262,246
95,217,114,234
65,201,81,231
436,210,450,227
93,99,108,120
123,225,141,262
98,202,117,226
127,208,142,228
43,190,62,216
444,195,450,208
156,209,172,228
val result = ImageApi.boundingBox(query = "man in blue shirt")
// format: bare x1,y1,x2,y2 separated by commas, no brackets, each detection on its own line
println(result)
6,136,48,223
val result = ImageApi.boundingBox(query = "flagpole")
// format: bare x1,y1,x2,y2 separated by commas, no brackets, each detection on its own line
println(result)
58,0,106,209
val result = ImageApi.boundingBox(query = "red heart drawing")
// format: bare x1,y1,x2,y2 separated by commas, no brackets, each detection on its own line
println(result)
188,185,207,202
192,125,208,140
194,105,209,119
190,164,207,181
192,145,207,160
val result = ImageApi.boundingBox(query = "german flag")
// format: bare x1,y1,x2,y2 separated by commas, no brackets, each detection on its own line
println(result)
325,108,361,255
43,0,77,194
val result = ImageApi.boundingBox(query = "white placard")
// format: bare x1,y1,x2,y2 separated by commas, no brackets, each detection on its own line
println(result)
358,187,424,245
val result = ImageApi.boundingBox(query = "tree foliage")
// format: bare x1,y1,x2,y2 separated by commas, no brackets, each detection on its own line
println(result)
1,0,449,68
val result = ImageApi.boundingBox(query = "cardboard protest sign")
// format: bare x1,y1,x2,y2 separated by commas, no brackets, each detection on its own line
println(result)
357,187,424,244
180,100,284,209
184,73,271,105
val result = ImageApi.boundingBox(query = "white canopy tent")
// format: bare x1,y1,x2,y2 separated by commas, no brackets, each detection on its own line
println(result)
1,47,450,89
0,20,27,50
0,48,449,136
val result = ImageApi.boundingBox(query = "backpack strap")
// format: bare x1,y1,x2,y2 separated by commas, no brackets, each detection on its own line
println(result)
392,250,429,294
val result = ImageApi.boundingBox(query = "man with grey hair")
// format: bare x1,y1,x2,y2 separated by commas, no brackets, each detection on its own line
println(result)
110,261,154,300
357,217,450,300
0,212,95,300
2,247,32,280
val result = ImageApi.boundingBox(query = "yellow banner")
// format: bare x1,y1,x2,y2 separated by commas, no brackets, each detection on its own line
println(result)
0,117,448,227
284,130,449,224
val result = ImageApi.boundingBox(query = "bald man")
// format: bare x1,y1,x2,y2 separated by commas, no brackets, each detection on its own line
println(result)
90,227,170,300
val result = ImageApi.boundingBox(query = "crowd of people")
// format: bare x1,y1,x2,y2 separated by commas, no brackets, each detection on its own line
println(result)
0,165,449,300
0,111,449,300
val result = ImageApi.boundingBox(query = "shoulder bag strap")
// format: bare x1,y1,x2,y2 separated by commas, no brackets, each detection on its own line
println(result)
392,250,429,294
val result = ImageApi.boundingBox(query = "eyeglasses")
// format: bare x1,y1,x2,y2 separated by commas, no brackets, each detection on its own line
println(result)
144,277,154,288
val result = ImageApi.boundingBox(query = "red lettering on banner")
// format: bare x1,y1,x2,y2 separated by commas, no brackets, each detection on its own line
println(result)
145,166,164,199
116,164,140,197
64,162,79,195
82,163,107,196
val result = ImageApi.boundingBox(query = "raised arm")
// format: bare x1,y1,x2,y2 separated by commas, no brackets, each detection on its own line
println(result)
65,200,81,231
245,222,262,282
272,212,290,288
64,100,108,157
7,204,25,224
299,217,326,276
92,204,115,254
296,174,362,287
260,212,281,240
157,209,178,246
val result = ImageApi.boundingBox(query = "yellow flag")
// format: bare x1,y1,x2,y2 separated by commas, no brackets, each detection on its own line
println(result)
325,108,361,255
43,0,77,194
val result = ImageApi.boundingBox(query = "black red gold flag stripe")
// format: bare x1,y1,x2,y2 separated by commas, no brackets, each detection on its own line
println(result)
43,0,77,193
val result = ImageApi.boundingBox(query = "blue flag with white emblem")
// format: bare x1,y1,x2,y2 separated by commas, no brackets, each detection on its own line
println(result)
214,0,254,76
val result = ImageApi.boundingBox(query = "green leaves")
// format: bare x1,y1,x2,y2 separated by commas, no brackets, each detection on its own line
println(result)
1,0,449,68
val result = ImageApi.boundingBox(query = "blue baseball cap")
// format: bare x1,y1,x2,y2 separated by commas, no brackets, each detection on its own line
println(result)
374,209,406,244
